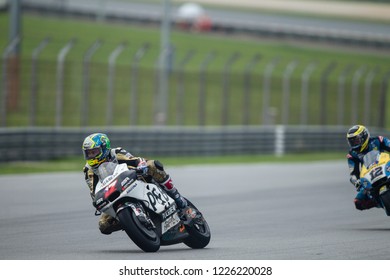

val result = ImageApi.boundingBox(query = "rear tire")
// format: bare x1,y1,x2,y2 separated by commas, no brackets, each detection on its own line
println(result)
117,207,160,252
183,201,211,249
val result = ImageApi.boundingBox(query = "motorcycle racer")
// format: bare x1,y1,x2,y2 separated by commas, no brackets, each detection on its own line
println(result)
82,132,188,235
346,125,390,211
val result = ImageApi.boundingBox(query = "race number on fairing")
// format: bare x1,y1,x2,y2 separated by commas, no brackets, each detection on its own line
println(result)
146,185,171,211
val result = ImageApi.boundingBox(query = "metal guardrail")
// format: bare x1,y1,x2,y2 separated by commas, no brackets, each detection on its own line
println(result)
2,126,388,162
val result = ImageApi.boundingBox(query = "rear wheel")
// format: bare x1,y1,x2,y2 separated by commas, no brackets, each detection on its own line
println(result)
117,207,160,252
183,201,211,249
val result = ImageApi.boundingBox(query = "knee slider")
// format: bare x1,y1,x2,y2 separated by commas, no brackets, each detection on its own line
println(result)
98,220,112,235
354,199,364,211
146,160,167,182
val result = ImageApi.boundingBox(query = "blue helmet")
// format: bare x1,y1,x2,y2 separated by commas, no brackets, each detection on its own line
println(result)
82,133,111,168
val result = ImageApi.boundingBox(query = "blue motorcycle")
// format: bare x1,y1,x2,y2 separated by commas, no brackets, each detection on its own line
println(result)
359,150,390,216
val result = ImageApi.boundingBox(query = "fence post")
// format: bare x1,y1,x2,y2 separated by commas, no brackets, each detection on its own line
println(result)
351,65,366,124
130,42,150,126
275,125,285,157
81,39,102,127
221,52,240,125
378,71,390,129
155,45,174,126
198,51,216,126
0,36,20,127
282,60,298,125
300,62,316,125
176,49,195,125
243,53,261,125
56,38,75,127
97,0,107,22
106,42,126,126
364,67,379,126
262,57,279,125
320,62,337,125
29,37,50,127
154,52,162,125
337,64,354,125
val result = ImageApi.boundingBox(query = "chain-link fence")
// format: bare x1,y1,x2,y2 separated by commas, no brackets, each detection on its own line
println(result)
1,38,389,128
1,0,390,128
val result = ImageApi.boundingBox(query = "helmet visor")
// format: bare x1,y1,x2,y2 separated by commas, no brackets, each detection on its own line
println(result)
83,147,102,160
348,135,362,149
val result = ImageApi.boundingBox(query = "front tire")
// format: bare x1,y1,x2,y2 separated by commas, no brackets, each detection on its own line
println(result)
380,190,390,216
117,207,160,252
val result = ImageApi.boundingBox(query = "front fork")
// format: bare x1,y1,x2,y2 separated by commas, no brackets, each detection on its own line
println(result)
379,186,390,216
117,202,156,229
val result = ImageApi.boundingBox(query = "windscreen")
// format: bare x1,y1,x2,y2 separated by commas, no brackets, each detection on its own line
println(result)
362,150,380,169
96,162,117,182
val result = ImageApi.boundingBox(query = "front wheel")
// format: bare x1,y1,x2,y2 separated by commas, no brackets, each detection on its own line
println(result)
183,200,211,249
380,190,390,216
117,207,160,252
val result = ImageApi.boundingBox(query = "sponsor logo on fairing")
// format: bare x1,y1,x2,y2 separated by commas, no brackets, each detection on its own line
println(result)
161,213,181,234
125,184,137,193
385,162,390,176
102,175,114,185
121,177,135,191
147,185,171,211
162,205,176,220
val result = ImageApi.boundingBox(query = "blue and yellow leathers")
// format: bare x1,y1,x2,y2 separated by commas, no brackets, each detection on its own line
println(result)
347,136,390,210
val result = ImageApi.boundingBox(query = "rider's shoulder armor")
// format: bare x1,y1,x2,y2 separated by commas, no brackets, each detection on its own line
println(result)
366,137,388,152
377,136,390,151
111,147,140,168
108,147,131,161
113,147,133,159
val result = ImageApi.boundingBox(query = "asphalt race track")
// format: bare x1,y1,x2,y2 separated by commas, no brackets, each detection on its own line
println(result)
1,161,390,260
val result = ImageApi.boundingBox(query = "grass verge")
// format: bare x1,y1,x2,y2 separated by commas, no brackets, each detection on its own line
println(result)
0,152,346,175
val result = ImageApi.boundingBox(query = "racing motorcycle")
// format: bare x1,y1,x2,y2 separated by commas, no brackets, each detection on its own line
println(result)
93,162,211,252
359,150,390,216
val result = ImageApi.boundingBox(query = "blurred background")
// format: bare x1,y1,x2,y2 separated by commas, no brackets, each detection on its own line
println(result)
0,0,389,162
2,1,390,262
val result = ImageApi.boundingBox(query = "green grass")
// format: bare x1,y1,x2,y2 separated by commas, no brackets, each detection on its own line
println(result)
0,13,389,127
0,152,346,175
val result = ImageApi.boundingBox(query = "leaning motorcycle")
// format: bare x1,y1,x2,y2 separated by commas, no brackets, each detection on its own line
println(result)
359,150,390,216
93,162,211,252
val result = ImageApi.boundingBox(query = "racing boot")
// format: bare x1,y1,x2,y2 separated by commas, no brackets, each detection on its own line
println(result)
161,175,188,210
98,213,122,235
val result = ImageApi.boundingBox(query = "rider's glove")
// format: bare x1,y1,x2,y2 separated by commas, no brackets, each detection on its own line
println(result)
354,180,362,191
136,158,148,176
